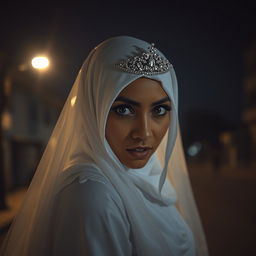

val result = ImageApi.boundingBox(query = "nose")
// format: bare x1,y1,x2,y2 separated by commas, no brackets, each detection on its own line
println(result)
131,114,152,141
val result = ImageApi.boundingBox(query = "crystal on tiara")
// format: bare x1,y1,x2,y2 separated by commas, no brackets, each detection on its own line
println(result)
115,43,172,75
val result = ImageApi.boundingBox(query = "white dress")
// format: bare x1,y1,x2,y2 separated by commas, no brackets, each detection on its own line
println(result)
0,36,208,256
50,177,196,256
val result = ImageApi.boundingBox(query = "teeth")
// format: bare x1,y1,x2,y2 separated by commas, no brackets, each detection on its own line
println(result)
135,148,145,152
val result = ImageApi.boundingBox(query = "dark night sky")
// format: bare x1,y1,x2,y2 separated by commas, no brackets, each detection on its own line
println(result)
1,2,256,137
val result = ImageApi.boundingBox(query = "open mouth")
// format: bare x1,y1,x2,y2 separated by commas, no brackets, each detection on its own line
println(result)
126,147,153,159
128,148,147,152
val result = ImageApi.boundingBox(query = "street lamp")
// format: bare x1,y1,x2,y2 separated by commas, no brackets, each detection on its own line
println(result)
0,54,51,209
31,56,50,70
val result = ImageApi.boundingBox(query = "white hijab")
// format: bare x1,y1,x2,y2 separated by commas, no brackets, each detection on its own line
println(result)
1,36,208,256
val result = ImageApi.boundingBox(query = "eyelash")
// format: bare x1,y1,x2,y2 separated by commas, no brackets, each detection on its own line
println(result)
153,105,172,117
111,104,134,116
111,104,172,117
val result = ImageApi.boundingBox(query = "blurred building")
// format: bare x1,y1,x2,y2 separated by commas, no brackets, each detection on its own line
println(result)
219,42,256,169
2,65,61,190
242,43,256,166
186,43,256,170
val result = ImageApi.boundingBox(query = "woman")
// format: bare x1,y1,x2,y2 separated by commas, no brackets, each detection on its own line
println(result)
1,36,208,255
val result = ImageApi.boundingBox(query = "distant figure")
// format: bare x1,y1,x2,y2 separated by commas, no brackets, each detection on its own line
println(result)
1,36,208,256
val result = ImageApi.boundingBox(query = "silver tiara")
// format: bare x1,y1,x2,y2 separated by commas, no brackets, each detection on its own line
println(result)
115,43,172,76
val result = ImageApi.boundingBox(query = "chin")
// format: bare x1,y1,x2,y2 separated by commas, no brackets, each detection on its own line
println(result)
124,160,148,169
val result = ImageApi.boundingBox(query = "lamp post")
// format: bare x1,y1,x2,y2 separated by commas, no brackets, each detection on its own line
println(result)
0,54,50,210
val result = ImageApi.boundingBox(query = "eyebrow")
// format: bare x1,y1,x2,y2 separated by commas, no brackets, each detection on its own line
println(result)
114,96,171,107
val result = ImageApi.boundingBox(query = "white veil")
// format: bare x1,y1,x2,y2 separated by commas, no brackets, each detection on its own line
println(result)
1,36,208,256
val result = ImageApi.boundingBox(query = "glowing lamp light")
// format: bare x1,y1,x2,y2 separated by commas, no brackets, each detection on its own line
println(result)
2,110,12,130
31,56,49,70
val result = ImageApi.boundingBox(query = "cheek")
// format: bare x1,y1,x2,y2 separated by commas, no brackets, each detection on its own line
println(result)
155,116,170,142
105,115,128,145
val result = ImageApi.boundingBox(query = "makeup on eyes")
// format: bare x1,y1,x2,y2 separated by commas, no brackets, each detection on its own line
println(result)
152,104,172,117
111,104,135,116
111,103,171,117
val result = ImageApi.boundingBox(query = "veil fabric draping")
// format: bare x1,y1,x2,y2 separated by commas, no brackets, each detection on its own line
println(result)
1,36,209,256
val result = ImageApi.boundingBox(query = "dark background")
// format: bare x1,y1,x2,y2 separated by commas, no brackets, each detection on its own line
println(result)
1,2,256,130
1,2,256,255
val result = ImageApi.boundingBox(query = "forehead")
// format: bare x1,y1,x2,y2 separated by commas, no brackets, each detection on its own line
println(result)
118,78,168,101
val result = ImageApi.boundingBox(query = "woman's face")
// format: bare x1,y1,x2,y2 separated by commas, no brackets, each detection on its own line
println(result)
106,78,171,169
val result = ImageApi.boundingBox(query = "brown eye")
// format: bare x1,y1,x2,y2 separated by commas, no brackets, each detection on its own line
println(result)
111,104,135,116
152,105,171,117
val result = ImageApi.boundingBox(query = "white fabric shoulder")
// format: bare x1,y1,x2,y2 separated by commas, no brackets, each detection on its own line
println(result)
0,37,208,256
50,178,135,256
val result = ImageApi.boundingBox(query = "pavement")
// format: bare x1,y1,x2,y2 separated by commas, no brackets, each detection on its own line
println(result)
0,163,256,255
188,162,256,256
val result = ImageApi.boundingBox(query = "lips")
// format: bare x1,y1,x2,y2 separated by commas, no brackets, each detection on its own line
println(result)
126,146,153,159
